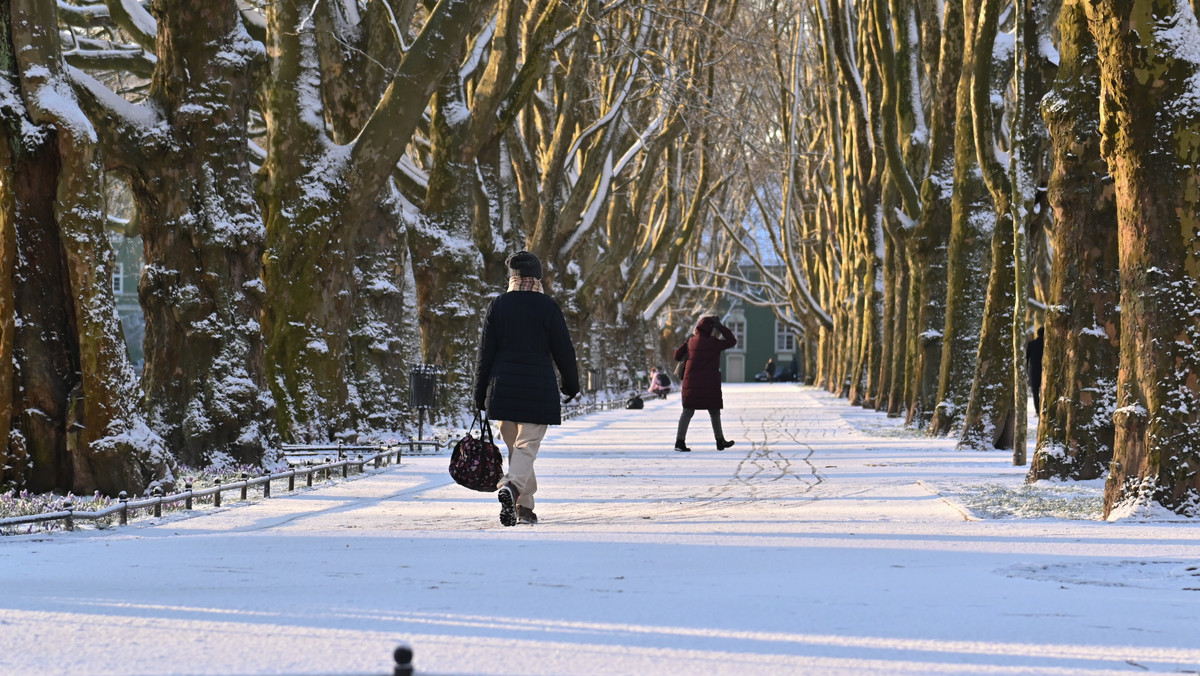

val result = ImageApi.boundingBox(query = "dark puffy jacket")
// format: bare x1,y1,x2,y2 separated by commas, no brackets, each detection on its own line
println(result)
674,317,737,410
473,290,580,425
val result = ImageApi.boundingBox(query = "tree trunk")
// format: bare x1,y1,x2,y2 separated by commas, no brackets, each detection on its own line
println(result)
0,59,74,491
1028,0,1119,481
261,0,481,441
957,0,1018,451
6,0,172,495
904,0,963,429
1084,0,1200,517
128,0,274,467
928,0,993,437
316,3,413,434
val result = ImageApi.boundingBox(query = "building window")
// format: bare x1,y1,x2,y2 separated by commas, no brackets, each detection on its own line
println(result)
775,319,795,352
727,319,746,350
112,262,124,294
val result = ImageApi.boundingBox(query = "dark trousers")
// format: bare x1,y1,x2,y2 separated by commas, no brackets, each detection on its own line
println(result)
677,408,724,442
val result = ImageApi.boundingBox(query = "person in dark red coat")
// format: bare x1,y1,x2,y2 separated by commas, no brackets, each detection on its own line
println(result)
672,315,737,452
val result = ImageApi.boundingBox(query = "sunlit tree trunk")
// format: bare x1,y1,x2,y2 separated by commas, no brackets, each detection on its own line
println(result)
928,0,993,437
1084,0,1200,517
315,1,413,433
0,31,73,490
905,0,962,429
958,0,1018,450
1028,0,1119,481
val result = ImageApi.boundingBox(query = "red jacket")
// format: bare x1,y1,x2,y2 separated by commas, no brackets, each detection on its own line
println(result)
674,317,737,410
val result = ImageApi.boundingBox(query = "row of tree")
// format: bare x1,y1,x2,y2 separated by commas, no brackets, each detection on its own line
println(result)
721,0,1200,518
3,0,1200,520
1,0,740,495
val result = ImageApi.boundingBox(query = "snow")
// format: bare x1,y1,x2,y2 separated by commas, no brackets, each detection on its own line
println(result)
561,151,613,256
117,0,157,44
1157,0,1200,117
3,385,1200,675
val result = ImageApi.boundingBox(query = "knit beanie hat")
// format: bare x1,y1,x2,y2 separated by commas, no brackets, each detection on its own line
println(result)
506,251,543,279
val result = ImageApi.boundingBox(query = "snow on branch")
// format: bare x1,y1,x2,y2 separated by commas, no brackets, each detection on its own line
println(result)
68,65,164,135
641,265,679,321
460,16,497,81
612,108,665,177
560,151,613,256
103,0,157,52
561,59,640,173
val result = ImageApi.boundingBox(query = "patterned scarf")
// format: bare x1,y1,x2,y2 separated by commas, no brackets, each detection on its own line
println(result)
508,276,543,293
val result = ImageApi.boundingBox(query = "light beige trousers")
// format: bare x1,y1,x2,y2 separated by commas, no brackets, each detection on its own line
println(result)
495,420,548,509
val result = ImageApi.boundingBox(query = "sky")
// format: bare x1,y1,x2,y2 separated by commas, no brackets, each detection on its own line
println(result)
2,384,1199,676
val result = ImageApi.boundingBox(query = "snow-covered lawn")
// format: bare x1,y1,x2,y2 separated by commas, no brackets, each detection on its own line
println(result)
2,384,1199,675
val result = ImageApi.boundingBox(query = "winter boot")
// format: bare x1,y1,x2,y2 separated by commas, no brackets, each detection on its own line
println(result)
717,439,736,451
674,438,691,452
498,484,519,527
517,506,538,525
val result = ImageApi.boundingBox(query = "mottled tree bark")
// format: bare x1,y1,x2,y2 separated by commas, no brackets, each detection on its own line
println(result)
904,0,962,429
0,42,74,490
261,0,482,441
123,0,274,467
958,0,1018,451
1084,0,1200,517
6,0,171,494
315,1,412,433
1029,0,1119,481
928,0,993,437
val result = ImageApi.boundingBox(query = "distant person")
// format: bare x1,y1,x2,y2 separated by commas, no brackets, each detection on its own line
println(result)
1026,326,1045,416
673,315,738,452
648,367,672,399
764,357,777,383
474,251,580,526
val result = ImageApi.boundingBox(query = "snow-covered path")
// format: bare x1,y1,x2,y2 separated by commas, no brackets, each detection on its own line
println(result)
3,384,1200,675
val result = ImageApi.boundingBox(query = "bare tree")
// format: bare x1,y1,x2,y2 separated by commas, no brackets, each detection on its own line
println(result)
1,0,171,494
259,0,485,441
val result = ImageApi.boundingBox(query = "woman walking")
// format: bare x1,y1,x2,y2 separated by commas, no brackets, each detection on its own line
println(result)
673,315,737,452
473,251,580,526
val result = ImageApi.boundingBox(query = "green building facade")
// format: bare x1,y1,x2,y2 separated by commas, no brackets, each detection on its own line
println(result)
714,269,801,383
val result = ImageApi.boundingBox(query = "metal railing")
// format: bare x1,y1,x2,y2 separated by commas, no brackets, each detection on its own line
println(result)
562,396,627,420
0,443,409,534
3,398,627,534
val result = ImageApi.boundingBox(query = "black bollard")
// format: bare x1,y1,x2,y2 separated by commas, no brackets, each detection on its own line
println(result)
393,644,414,676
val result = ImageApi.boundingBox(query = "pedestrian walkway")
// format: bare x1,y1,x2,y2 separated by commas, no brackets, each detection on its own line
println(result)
3,384,1200,675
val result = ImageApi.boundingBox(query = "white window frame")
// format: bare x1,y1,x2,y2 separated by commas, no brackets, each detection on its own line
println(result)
775,319,795,353
112,262,124,295
727,318,746,352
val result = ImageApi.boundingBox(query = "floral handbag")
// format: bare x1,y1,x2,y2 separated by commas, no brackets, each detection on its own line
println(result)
449,413,504,492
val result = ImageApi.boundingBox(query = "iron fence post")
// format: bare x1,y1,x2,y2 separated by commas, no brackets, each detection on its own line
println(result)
118,491,128,525
152,486,163,518
263,474,271,498
64,499,74,532
214,478,222,507
288,468,295,491
185,482,193,510
306,461,313,488
240,473,249,501
393,644,414,676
